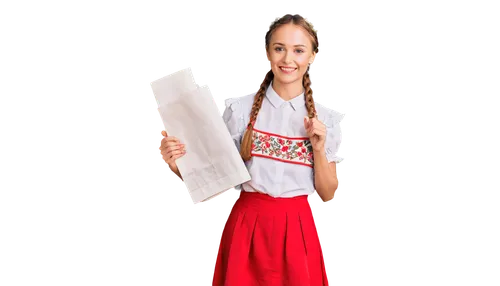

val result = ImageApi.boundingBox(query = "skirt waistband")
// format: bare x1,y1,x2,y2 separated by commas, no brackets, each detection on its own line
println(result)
237,189,309,213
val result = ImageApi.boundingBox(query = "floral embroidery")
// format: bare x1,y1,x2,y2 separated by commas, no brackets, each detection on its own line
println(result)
251,127,314,167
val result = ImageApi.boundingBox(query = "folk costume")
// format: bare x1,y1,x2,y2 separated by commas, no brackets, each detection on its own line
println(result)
213,80,344,286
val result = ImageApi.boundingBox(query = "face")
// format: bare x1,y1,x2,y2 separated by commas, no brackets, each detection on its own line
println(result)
266,24,316,85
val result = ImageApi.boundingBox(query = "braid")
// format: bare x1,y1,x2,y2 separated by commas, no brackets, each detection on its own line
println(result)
303,66,317,118
240,70,274,161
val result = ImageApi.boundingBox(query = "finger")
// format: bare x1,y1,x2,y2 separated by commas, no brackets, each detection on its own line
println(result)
304,116,311,129
170,153,185,162
310,118,324,128
311,128,321,135
306,123,314,137
160,152,172,163
157,143,179,153
313,127,325,134
311,128,326,136
161,144,185,153
168,150,186,157
310,118,324,129
161,138,182,149
309,120,316,130
162,136,179,142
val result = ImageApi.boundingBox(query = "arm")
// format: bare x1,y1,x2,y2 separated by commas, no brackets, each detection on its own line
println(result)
313,109,344,202
169,164,183,181
313,147,339,202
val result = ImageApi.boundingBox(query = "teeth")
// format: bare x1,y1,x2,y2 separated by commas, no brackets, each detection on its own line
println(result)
280,67,296,71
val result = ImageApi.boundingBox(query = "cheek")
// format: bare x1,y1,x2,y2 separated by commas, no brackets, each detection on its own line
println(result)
298,57,310,67
269,53,282,63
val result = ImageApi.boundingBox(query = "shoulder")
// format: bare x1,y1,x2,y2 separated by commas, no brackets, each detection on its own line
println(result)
222,93,256,132
314,101,345,127
224,92,256,112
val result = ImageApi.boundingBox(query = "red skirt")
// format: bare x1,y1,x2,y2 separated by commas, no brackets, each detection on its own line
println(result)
212,190,329,286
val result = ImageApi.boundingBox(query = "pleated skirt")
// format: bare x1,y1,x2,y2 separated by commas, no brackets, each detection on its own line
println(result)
212,190,329,286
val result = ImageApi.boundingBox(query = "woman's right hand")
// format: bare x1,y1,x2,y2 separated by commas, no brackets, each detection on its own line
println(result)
159,130,186,171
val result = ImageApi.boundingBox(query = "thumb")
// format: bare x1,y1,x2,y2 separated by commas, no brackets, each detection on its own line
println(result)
161,130,167,137
304,116,310,128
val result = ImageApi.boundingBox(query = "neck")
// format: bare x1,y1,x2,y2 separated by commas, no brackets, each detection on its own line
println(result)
272,79,305,101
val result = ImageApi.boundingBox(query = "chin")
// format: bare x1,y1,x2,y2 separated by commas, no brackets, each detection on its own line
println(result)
275,75,301,84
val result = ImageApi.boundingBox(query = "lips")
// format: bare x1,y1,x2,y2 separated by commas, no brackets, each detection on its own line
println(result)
279,66,297,72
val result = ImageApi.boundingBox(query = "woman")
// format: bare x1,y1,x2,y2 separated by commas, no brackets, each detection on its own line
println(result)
159,14,344,286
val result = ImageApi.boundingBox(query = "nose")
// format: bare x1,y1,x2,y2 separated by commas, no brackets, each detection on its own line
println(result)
284,51,293,64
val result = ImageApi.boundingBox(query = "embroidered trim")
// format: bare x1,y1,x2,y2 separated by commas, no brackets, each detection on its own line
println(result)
251,127,314,167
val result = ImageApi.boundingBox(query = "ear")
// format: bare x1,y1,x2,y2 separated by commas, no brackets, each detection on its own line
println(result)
309,52,316,64
266,48,271,61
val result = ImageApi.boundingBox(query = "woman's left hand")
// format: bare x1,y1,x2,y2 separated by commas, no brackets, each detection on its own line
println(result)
304,116,326,152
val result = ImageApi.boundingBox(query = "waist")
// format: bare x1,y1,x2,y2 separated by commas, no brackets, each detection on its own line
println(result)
240,180,314,198
238,187,309,212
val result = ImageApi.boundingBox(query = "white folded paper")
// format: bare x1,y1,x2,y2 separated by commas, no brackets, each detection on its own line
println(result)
151,68,251,204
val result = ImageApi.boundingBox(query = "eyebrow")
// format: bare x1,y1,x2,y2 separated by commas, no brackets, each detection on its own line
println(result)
273,43,307,48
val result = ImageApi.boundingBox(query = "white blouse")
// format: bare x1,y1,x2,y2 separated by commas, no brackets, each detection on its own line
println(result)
222,80,345,198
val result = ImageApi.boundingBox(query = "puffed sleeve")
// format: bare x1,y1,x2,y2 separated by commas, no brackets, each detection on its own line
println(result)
222,97,245,152
324,110,345,163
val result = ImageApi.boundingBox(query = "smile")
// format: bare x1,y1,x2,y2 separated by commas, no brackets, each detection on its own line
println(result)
279,67,297,73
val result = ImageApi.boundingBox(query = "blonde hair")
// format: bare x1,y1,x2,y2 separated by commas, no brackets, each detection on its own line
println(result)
240,14,319,162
